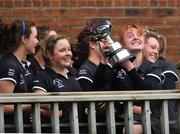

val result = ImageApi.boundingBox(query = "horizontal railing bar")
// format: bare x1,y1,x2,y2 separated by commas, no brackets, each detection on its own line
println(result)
0,92,180,103
0,90,179,97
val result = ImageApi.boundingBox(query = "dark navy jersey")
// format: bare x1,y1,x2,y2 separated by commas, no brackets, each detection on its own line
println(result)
25,56,44,91
0,53,28,93
27,56,43,76
94,59,163,90
32,68,81,92
156,59,179,88
77,60,98,91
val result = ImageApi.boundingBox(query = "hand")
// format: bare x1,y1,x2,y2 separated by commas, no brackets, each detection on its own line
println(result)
121,60,134,71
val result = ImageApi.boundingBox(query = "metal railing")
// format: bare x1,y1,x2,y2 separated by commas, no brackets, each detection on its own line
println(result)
0,90,180,134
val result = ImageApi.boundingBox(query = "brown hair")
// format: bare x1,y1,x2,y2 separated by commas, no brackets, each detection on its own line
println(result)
0,19,35,55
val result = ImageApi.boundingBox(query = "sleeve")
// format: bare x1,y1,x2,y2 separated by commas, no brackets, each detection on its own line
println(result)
93,63,114,90
32,72,49,92
128,62,163,90
161,61,179,89
0,64,19,85
77,68,94,91
162,61,179,82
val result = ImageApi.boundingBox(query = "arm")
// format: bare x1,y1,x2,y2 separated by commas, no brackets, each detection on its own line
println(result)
122,60,162,90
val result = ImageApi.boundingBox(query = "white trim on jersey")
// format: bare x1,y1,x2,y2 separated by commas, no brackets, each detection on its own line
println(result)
0,78,17,85
77,76,93,83
146,73,162,83
162,70,179,81
32,86,47,92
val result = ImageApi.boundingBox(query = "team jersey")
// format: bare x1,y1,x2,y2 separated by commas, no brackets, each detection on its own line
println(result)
156,59,179,89
0,53,29,93
32,68,81,92
94,59,163,91
76,60,98,91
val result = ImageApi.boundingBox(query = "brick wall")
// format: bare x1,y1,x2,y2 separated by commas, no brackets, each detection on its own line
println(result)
0,0,179,63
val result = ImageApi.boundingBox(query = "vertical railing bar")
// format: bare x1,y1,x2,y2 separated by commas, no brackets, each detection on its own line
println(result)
142,101,151,134
70,102,79,134
160,100,169,134
51,102,60,133
32,103,41,133
88,102,97,134
14,103,23,133
124,101,133,134
0,104,4,133
177,101,180,133
106,101,116,134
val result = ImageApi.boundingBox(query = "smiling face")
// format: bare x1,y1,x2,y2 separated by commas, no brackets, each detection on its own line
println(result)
123,27,145,52
52,38,72,68
144,36,160,63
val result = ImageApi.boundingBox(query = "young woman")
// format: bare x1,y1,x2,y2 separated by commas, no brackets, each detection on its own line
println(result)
0,19,38,132
144,28,179,134
32,35,81,133
93,24,164,134
26,25,57,90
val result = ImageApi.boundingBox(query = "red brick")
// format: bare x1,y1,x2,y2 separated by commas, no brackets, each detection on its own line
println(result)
178,0,180,7
114,0,123,6
32,18,57,26
78,0,87,6
4,0,13,7
22,0,32,7
42,9,68,17
104,0,113,7
60,18,85,27
151,8,177,17
14,0,22,7
158,0,167,6
150,0,158,6
131,0,140,6
122,0,131,6
166,36,180,46
166,55,180,63
167,0,176,6
0,9,14,17
139,18,166,26
97,8,124,17
69,0,78,7
167,18,180,25
112,18,139,26
96,0,106,6
32,0,42,7
32,9,43,17
166,46,180,55
51,0,61,7
0,1,4,7
42,0,51,7
87,0,96,7
70,8,96,17
156,27,178,35
15,9,32,18
139,0,149,6
140,8,151,16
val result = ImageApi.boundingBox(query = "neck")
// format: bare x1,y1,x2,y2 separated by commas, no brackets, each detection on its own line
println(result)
13,45,27,62
132,51,143,68
51,65,68,77
34,50,45,68
88,53,101,65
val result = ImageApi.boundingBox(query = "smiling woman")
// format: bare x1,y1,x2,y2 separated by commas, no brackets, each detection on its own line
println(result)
32,35,82,133
0,19,38,132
